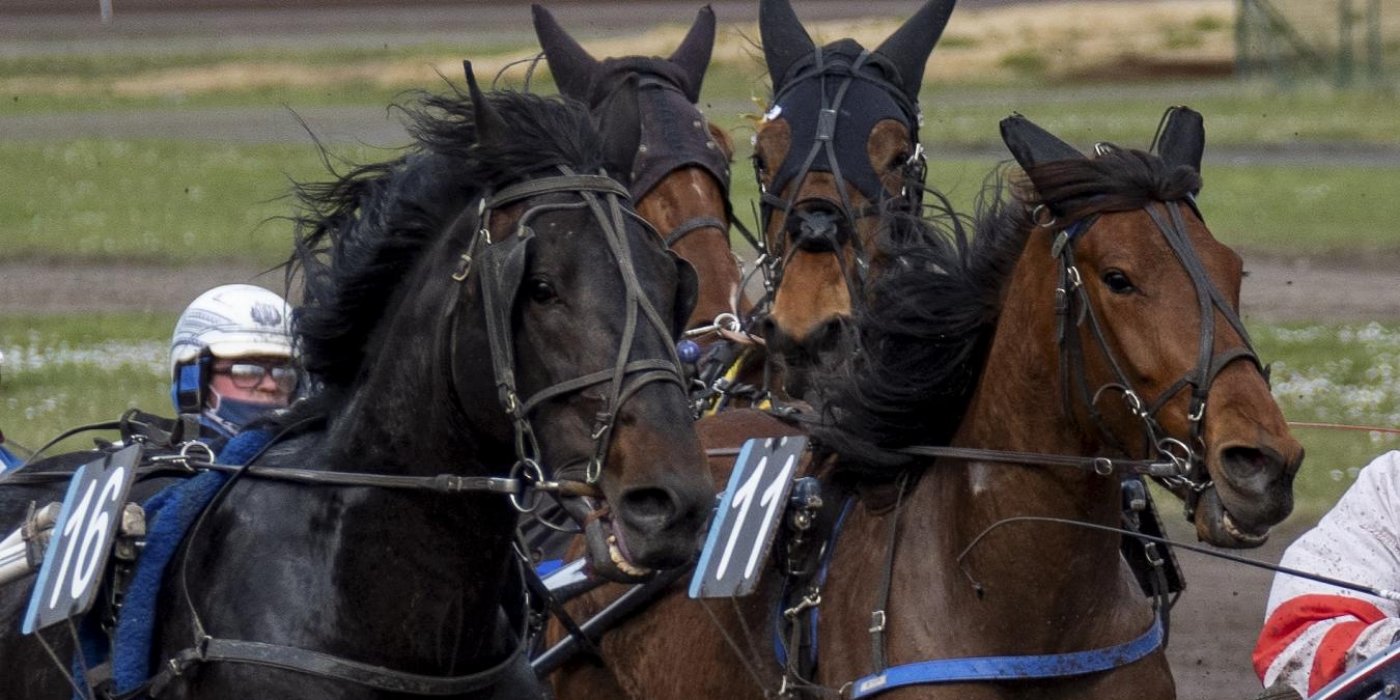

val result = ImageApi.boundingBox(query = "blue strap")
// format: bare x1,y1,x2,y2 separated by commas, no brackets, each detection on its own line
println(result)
110,428,273,693
848,614,1163,699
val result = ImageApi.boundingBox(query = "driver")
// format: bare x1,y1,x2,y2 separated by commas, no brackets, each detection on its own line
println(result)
1254,450,1400,698
169,284,298,448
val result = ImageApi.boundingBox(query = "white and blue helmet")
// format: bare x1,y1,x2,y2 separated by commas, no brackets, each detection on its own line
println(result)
170,284,294,412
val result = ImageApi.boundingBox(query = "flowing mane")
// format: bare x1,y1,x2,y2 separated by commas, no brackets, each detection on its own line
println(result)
814,148,1205,469
289,89,605,393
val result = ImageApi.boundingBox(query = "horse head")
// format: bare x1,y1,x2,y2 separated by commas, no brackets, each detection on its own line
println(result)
753,0,955,400
533,4,746,334
999,107,1304,548
300,67,714,582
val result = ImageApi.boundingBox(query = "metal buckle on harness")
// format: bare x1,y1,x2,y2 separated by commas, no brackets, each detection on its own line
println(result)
869,610,886,633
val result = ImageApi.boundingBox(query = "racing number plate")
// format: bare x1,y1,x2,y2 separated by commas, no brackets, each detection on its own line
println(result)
23,444,141,634
689,436,807,599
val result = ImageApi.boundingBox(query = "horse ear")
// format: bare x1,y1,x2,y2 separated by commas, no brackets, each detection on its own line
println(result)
873,0,957,99
668,5,716,103
999,113,1085,172
465,62,507,146
760,0,816,91
1152,105,1205,178
531,4,601,101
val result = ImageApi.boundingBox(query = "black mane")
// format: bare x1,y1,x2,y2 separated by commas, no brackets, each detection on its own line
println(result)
290,88,605,395
1027,147,1202,221
813,148,1198,470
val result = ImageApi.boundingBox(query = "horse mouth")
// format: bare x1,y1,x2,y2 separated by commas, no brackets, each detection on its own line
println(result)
1194,488,1271,548
564,495,656,583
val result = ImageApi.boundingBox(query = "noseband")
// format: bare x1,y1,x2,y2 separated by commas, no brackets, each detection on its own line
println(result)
753,46,927,310
448,168,686,491
1048,191,1267,517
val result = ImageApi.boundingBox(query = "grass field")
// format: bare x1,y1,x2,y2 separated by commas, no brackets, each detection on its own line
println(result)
2,314,1395,519
4,140,1398,265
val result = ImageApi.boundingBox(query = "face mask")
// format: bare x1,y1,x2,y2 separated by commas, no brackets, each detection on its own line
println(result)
201,388,282,439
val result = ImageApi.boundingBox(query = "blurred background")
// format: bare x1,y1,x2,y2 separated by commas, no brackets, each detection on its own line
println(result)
1,2,1397,697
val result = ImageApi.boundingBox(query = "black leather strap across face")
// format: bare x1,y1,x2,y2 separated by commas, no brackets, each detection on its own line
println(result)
1054,200,1264,497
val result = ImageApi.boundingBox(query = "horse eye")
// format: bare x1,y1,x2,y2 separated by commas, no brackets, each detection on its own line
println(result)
526,278,557,304
1102,270,1136,295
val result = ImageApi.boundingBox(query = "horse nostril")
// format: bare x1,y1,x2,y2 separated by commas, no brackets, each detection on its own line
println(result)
1220,446,1283,481
618,487,679,533
787,202,847,252
808,317,850,356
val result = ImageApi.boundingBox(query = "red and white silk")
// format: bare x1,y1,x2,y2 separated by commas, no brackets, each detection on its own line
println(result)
1255,451,1400,696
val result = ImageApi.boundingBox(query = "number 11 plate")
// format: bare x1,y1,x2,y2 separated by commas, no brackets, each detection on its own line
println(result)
24,444,141,634
689,436,807,599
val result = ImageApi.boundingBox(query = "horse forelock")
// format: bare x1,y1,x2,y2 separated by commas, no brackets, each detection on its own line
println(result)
291,89,607,394
1023,148,1202,223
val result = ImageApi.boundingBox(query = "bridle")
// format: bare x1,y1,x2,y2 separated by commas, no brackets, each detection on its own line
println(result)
1043,174,1268,518
752,46,927,307
130,169,686,698
447,167,686,490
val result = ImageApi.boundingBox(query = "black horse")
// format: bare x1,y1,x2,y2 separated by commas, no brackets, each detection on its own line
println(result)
0,69,714,699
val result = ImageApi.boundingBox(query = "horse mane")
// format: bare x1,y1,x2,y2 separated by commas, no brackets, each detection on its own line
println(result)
289,88,605,398
1026,147,1202,221
812,148,1200,471
811,180,1017,471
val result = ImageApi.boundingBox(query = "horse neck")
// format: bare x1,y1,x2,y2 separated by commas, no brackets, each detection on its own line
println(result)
878,226,1144,654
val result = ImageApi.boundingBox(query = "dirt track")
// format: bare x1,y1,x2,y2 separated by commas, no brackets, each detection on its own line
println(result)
4,4,1399,699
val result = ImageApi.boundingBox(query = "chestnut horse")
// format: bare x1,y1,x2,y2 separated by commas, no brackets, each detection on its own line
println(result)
532,4,750,336
751,0,955,401
544,107,1303,699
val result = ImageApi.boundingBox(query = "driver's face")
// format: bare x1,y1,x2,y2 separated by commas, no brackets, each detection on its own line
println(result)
207,355,296,407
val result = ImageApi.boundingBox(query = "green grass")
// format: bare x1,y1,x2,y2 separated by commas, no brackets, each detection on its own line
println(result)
3,139,1397,264
0,140,386,264
3,315,1394,519
918,81,1400,148
1,313,171,456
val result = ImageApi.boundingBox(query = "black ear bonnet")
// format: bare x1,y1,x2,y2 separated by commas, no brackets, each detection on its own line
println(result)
764,42,922,206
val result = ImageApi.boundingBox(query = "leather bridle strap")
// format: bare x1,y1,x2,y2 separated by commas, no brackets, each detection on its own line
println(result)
136,560,532,699
1052,198,1266,503
663,215,728,248
893,444,1183,479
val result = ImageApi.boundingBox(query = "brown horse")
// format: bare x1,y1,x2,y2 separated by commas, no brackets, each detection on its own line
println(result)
751,0,956,401
533,4,749,335
543,107,1303,699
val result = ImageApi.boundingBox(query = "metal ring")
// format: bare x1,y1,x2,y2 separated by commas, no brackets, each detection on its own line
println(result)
178,441,215,469
1092,457,1114,476
508,459,546,513
1031,204,1057,228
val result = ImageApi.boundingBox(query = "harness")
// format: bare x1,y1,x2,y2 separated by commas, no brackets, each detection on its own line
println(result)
117,170,682,698
1042,184,1266,520
761,188,1260,697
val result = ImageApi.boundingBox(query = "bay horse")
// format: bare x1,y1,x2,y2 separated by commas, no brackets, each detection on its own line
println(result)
533,3,751,336
545,107,1303,699
0,69,714,699
752,0,956,401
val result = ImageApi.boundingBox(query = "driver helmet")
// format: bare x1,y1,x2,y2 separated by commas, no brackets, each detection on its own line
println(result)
169,284,295,435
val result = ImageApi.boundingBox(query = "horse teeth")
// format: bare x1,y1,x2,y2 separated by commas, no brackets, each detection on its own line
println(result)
607,536,649,577
1222,512,1267,544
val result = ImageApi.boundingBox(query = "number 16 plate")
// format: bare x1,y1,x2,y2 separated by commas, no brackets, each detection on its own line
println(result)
24,444,141,634
689,436,807,599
